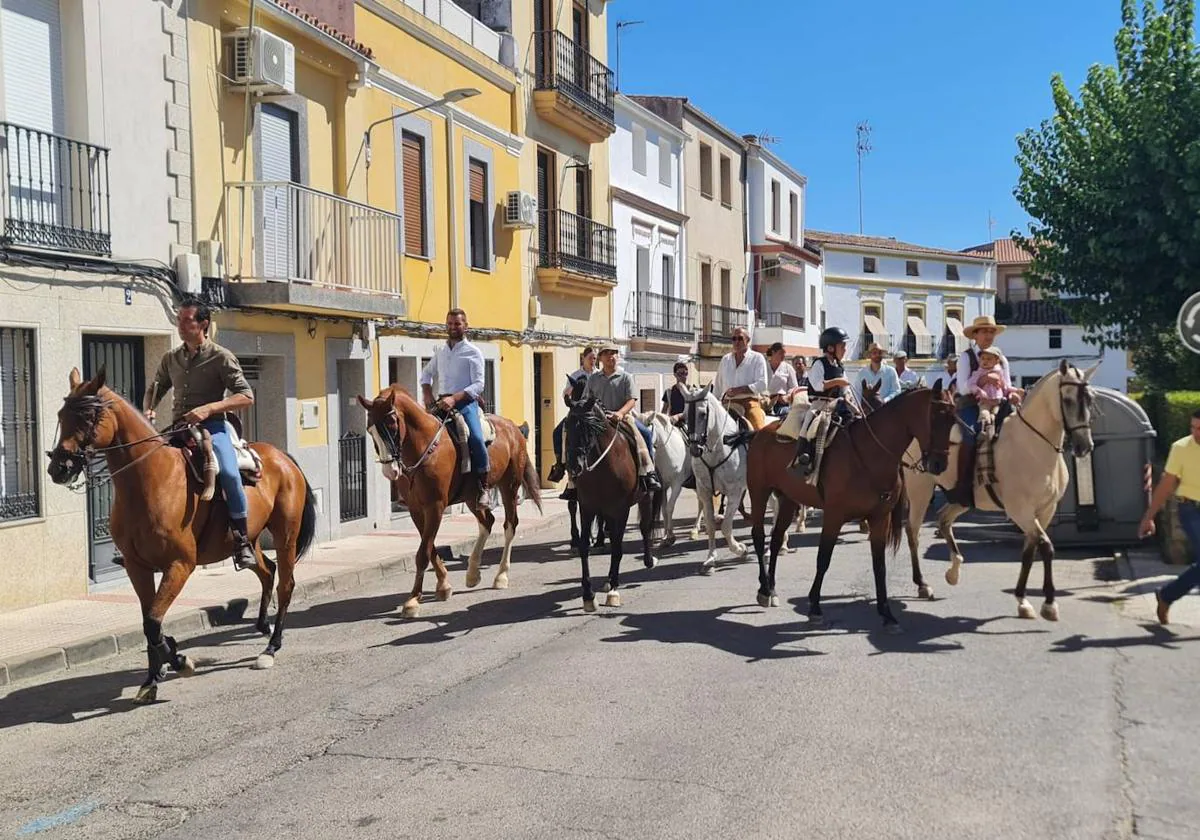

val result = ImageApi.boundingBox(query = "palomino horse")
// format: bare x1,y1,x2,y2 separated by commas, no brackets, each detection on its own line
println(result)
563,397,663,611
357,387,542,618
639,411,694,548
901,360,1097,620
745,383,956,630
46,368,317,702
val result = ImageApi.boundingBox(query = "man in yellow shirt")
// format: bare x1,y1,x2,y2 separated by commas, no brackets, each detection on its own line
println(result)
1139,409,1200,624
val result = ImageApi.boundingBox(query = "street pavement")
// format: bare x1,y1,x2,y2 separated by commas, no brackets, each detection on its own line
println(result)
1,496,1198,840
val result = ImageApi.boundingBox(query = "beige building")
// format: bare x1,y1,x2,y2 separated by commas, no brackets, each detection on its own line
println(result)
632,96,748,383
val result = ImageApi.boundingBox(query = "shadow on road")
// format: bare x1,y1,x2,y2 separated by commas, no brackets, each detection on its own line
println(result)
1050,623,1200,653
598,606,825,662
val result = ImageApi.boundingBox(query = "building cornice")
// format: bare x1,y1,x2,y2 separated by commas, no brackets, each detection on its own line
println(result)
747,144,807,187
818,241,995,265
825,274,997,295
616,94,689,145
610,186,687,226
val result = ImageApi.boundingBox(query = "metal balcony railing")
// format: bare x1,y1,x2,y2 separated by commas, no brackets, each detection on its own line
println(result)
224,181,403,296
762,311,805,330
626,291,696,341
534,29,615,125
537,208,616,279
0,122,111,256
700,304,749,344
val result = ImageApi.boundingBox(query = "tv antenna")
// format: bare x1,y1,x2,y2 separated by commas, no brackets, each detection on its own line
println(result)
987,209,997,241
613,20,644,92
757,132,781,146
855,120,872,234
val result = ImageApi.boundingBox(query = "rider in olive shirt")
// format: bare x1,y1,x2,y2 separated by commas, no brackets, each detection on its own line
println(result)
583,345,662,492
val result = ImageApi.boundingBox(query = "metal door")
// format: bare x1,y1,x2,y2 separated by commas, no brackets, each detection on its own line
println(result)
83,335,144,583
338,431,367,522
259,103,300,279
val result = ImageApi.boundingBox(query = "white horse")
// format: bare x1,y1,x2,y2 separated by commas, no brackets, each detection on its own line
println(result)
639,411,694,548
902,361,1098,619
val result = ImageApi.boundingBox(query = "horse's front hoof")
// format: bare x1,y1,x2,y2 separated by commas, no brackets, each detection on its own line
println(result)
918,584,934,600
492,573,509,590
756,591,770,608
435,587,453,602
582,599,596,613
689,529,701,542
945,558,962,586
1041,601,1060,622
134,683,158,704
698,560,715,576
175,655,196,677
769,594,780,608
605,591,621,608
1017,599,1036,620
253,652,276,670
401,600,422,619
731,542,749,558
465,569,482,588
643,555,655,569
883,622,904,635
658,534,675,549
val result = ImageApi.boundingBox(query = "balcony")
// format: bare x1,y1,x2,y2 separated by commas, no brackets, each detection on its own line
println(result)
0,122,111,256
536,208,616,297
698,304,749,357
625,291,696,350
753,311,810,353
533,30,615,143
223,181,406,318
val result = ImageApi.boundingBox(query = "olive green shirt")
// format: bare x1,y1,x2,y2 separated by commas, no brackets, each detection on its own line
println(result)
150,340,252,423
583,368,635,413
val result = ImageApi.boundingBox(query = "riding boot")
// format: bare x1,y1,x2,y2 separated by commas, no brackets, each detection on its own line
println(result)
229,517,255,571
640,469,663,493
559,482,577,501
951,441,976,507
475,470,493,510
547,462,566,483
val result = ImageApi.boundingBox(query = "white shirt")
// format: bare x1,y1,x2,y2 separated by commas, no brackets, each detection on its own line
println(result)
896,367,922,388
714,349,769,398
419,338,485,400
767,360,798,395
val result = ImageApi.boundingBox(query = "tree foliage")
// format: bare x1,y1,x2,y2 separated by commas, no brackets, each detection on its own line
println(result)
1013,0,1200,370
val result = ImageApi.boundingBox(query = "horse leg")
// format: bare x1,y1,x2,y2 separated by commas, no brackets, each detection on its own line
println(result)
132,560,197,702
251,545,278,636
464,504,496,589
401,506,439,618
722,487,749,559
568,497,580,549
939,502,970,585
1035,503,1059,621
750,484,772,604
869,511,901,631
764,495,797,608
638,493,656,569
698,483,720,576
492,481,520,590
259,530,298,670
808,518,841,625
657,479,683,549
795,505,808,537
579,506,597,612
1014,530,1038,619
906,480,934,600
605,508,630,608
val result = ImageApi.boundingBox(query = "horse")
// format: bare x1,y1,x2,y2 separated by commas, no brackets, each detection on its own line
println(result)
900,360,1098,620
357,387,542,618
745,383,956,630
860,379,884,413
46,367,317,702
563,397,663,612
639,411,694,548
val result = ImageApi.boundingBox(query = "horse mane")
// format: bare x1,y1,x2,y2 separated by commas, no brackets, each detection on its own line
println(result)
81,385,158,438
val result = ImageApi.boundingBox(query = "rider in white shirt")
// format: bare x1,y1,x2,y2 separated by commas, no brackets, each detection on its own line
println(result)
714,326,770,429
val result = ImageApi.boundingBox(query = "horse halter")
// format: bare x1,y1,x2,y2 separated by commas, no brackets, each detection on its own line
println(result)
368,405,446,477
47,394,111,482
565,401,613,475
1017,373,1093,453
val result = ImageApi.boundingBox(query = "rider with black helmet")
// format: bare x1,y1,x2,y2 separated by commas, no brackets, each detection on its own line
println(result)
796,326,856,473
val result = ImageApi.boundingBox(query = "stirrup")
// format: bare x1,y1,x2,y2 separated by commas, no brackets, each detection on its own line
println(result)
231,537,256,571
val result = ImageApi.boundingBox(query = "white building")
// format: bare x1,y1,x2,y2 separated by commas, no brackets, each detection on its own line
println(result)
809,231,996,382
609,94,690,409
744,136,824,357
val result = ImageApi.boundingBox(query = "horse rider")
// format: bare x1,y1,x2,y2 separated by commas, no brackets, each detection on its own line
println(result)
794,326,857,473
946,314,1023,506
582,345,663,493
855,342,901,404
143,295,256,571
893,350,924,390
419,308,490,508
766,342,799,418
714,326,770,430
661,360,690,424
548,346,597,491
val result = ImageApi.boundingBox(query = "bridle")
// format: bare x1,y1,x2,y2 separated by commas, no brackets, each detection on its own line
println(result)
1013,374,1093,454
851,388,954,475
683,392,741,485
48,393,169,491
368,404,449,477
564,400,617,475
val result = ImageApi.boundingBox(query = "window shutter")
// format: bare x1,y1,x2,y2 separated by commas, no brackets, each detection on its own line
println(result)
1,0,65,134
469,159,486,204
402,133,425,254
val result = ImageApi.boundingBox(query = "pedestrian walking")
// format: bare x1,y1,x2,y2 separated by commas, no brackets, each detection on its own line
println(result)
1139,408,1200,624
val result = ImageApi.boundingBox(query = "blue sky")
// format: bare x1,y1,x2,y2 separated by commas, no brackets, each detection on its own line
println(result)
607,0,1128,251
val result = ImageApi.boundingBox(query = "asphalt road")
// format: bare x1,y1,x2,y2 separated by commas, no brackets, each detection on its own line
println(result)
2,501,1197,840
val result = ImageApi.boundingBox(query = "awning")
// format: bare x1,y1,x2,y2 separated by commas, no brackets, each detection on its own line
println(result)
907,315,933,356
944,316,968,355
863,314,889,351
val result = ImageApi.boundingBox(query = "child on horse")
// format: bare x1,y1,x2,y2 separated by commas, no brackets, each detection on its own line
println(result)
967,345,1018,438
792,326,858,475
582,345,663,493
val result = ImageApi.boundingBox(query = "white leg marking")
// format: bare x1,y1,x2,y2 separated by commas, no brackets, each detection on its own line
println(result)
465,519,489,588
493,523,515,589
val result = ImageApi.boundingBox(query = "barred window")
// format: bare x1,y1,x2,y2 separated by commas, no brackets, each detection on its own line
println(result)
0,327,39,522
482,359,497,414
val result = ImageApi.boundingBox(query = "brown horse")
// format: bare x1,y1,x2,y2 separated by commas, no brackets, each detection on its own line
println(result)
745,383,956,630
357,387,542,619
46,368,317,702
563,397,662,612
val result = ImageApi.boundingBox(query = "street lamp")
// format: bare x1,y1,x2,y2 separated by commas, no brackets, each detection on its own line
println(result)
348,87,481,195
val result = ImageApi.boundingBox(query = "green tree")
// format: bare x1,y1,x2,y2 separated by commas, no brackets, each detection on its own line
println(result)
1013,0,1200,384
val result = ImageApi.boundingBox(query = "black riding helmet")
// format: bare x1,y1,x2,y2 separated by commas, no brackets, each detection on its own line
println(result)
819,326,850,354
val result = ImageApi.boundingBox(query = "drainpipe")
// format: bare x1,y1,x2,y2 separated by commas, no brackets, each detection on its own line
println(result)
446,108,460,311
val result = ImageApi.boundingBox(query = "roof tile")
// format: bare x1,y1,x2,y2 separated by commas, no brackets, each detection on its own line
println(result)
961,238,1032,265
272,0,373,59
805,229,992,261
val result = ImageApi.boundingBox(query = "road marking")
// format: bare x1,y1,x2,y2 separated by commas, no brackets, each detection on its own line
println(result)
18,802,100,835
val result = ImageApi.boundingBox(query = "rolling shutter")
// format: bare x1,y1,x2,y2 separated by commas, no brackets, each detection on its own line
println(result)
469,159,486,204
1,0,65,133
402,132,425,254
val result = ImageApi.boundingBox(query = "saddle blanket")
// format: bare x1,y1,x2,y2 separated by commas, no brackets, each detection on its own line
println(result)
452,412,498,474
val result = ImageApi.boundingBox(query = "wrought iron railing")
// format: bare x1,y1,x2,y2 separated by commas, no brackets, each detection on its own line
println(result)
224,181,404,297
537,208,616,279
534,29,615,125
0,327,40,522
338,431,368,523
700,304,749,344
762,311,805,330
0,122,111,255
626,291,696,341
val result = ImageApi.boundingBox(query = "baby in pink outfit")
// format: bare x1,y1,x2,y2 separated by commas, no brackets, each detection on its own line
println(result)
967,346,1016,436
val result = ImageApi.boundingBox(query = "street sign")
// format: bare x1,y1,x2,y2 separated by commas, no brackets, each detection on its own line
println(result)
1178,290,1200,354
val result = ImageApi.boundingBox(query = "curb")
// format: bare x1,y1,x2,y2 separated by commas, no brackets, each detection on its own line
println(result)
0,510,570,689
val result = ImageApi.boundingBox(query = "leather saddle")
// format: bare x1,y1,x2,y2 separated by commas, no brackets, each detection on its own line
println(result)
434,396,498,475
168,414,263,491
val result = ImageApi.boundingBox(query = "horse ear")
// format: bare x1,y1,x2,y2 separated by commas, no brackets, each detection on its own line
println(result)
1058,359,1070,376
85,365,107,394
932,378,943,396
68,367,82,389
356,394,373,410
1082,361,1100,382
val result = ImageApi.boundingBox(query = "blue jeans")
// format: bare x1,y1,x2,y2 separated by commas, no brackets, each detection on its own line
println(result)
1161,501,1200,604
457,399,490,475
633,417,654,456
201,418,248,519
553,419,565,462
958,402,979,445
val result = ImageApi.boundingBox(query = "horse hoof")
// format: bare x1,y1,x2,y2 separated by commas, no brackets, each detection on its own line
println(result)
1017,599,1036,620
253,653,276,670
699,561,715,576
689,530,701,542
918,584,934,600
176,655,196,677
134,683,158,704
435,587,453,602
401,601,421,619
601,581,612,593
769,594,780,608
465,570,482,588
884,623,904,635
756,592,770,608
643,556,655,569
945,564,961,587
733,544,749,559
583,599,596,613
1041,602,1060,622
658,535,675,549
605,591,621,608
492,574,509,590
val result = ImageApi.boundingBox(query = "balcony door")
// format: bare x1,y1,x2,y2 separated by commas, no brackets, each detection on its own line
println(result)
536,148,556,267
259,103,300,280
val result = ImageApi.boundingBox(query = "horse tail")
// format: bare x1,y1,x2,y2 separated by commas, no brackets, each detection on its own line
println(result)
284,452,318,560
888,480,907,555
520,448,544,513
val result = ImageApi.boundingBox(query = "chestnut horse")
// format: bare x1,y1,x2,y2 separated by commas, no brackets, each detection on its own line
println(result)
46,368,317,702
745,383,956,631
358,387,542,619
563,397,663,612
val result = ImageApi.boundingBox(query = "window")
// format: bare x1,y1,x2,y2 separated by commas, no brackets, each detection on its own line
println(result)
810,286,817,324
771,180,780,232
789,191,798,242
1049,328,1063,350
636,246,650,291
699,143,713,198
658,138,671,187
720,267,731,308
0,327,39,523
632,124,646,175
1006,274,1030,303
863,303,884,351
905,260,919,277
482,359,497,413
1021,376,1040,390
945,264,960,281
863,257,877,273
942,307,964,358
401,130,427,256
661,254,674,298
905,305,931,357
468,157,490,270
719,154,732,206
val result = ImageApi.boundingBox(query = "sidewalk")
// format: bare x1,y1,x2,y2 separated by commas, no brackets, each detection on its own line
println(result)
0,498,572,688
1116,546,1200,626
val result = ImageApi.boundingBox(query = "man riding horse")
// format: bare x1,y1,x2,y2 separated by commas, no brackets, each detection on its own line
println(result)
419,308,491,509
143,296,256,570
714,326,770,430
582,345,663,493
792,325,858,474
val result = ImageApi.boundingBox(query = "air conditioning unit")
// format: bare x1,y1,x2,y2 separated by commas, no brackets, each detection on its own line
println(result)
225,27,295,94
504,190,538,229
197,239,223,278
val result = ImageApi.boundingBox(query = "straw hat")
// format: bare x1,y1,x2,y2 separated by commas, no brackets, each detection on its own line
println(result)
963,315,1006,340
598,343,620,355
